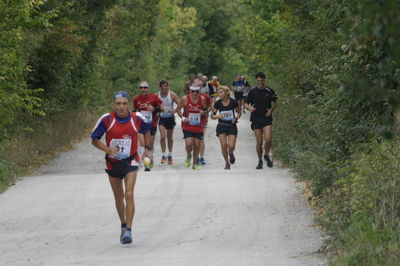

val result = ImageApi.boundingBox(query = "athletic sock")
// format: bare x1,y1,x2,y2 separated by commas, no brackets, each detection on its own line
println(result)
168,152,172,157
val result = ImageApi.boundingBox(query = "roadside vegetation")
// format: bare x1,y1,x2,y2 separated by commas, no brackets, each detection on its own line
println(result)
1,0,399,264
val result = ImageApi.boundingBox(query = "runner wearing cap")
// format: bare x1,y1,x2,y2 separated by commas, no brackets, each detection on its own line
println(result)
211,86,241,170
157,80,180,164
133,81,164,171
91,91,150,244
176,85,208,170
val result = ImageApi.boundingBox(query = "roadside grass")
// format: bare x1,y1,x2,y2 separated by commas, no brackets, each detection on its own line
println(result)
273,94,400,265
0,110,99,193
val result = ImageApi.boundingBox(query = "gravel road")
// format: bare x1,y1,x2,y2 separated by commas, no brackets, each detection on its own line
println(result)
0,113,326,265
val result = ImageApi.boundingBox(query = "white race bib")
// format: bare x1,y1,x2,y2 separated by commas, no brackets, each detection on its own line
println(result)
140,111,153,123
109,138,132,159
220,110,234,121
188,113,201,125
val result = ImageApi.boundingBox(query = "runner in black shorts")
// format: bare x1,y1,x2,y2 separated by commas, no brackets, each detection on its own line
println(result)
157,80,180,165
244,72,277,169
211,86,241,170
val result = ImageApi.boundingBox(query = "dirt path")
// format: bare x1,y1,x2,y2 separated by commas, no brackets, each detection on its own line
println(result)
0,114,326,265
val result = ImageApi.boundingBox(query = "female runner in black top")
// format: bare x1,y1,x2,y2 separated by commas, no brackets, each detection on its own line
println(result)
211,86,241,169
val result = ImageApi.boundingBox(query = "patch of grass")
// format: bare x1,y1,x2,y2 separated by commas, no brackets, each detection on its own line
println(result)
1,109,99,192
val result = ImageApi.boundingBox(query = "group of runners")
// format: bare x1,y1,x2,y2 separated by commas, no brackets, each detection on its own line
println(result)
90,71,277,244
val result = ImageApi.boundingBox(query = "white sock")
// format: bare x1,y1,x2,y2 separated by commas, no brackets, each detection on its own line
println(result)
163,152,168,157
168,152,172,157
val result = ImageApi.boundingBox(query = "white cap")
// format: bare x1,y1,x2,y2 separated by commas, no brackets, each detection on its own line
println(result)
189,86,200,91
139,81,149,87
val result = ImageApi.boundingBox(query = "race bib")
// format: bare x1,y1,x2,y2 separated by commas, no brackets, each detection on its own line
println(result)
109,138,132,159
220,110,234,121
235,85,243,92
141,111,153,123
188,113,201,125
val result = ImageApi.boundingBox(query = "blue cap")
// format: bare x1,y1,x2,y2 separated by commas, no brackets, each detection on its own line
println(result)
112,91,130,100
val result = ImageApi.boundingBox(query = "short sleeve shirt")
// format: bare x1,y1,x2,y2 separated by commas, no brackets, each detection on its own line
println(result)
214,98,238,127
245,86,277,121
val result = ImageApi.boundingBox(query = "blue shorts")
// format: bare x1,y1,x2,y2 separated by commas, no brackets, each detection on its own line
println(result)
158,116,176,130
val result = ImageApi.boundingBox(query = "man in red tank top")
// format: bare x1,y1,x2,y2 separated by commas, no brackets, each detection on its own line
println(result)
91,91,150,245
176,86,208,170
133,81,163,171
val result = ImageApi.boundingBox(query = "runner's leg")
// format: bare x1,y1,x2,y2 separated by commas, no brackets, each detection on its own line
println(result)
218,134,229,163
193,137,201,164
254,129,263,160
167,128,174,153
263,125,272,155
108,176,126,225
124,170,138,229
185,137,194,159
159,124,167,154
227,134,237,154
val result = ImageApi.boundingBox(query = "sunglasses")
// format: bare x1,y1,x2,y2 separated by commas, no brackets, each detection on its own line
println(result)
139,86,149,89
190,90,199,93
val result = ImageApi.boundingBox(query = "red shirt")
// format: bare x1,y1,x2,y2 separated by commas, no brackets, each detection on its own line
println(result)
102,112,143,170
182,94,205,133
133,94,163,128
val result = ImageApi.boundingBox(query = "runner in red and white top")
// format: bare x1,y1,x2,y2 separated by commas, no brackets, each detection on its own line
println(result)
176,85,208,170
91,91,150,245
132,81,163,171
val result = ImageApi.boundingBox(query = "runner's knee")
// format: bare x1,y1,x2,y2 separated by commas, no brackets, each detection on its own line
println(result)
124,190,134,201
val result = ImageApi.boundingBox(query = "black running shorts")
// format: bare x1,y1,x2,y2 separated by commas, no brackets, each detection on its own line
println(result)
183,130,204,140
216,124,238,136
251,118,272,130
158,117,176,130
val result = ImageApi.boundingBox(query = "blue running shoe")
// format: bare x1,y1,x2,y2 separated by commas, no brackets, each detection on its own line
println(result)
120,228,132,244
199,157,206,165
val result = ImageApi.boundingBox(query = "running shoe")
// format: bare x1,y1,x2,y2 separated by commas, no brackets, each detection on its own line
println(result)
167,156,173,165
144,167,151,172
229,152,236,164
264,154,273,168
224,163,231,170
256,160,263,169
120,228,132,244
192,163,201,170
160,156,168,164
199,157,206,165
184,158,191,168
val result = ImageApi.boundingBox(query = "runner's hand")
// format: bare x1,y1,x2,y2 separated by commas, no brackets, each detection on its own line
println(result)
248,104,256,112
146,104,155,112
108,146,119,156
265,109,272,117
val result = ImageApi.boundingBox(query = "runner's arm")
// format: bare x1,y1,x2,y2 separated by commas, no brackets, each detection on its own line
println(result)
175,96,186,119
91,139,117,156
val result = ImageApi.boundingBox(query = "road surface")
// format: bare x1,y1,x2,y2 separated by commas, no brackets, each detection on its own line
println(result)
0,114,326,265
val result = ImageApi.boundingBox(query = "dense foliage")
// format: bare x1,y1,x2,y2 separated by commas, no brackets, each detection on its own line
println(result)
238,0,400,263
1,0,399,263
